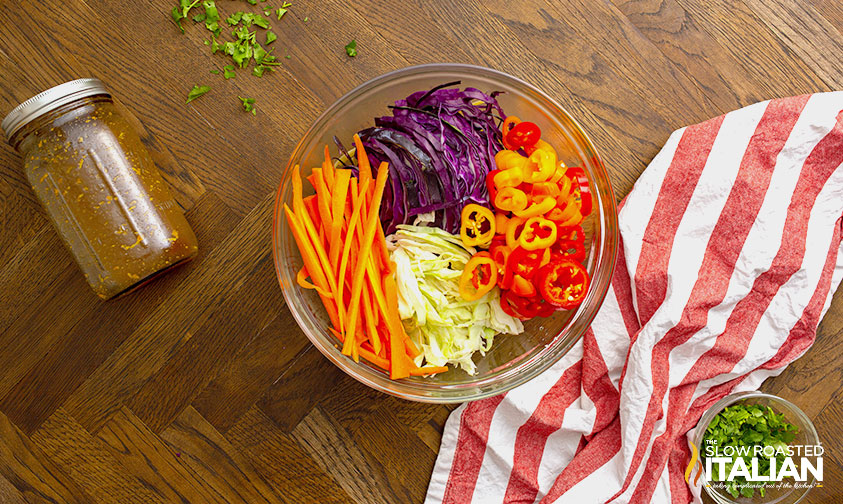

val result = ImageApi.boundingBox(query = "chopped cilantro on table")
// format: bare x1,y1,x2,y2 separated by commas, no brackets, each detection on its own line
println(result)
345,39,357,57
170,0,293,104
238,96,257,115
202,1,221,36
186,85,211,103
702,403,799,499
171,0,201,32
276,2,292,20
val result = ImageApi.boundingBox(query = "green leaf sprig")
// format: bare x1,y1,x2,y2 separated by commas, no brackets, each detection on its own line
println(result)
186,85,211,103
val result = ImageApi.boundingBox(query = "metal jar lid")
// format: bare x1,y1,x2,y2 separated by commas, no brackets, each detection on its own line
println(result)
1,78,111,142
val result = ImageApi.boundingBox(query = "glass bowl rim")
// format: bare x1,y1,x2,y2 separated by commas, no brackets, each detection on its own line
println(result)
272,62,619,403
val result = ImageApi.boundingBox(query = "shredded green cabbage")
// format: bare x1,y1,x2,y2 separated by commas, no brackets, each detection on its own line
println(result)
387,224,524,374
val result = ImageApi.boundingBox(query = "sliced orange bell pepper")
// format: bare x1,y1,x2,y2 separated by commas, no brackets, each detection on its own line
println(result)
513,196,556,218
518,216,558,251
524,148,556,183
495,187,529,213
460,204,496,247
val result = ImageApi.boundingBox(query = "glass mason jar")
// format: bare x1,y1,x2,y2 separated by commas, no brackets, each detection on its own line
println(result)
2,78,198,299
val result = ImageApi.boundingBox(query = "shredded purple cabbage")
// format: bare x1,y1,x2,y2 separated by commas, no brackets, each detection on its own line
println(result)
343,81,506,235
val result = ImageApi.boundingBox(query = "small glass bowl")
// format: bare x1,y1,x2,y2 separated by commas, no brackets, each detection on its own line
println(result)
690,392,820,504
272,63,618,402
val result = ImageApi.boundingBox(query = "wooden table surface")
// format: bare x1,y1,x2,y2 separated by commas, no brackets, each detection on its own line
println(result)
1,0,842,502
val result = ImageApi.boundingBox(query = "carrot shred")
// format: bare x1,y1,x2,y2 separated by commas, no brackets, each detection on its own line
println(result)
329,328,389,370
353,134,372,184
361,286,382,355
296,265,332,298
329,169,351,269
382,272,410,379
285,204,339,329
303,195,320,231
309,168,333,232
409,366,449,376
322,145,335,189
343,161,389,357
337,178,370,334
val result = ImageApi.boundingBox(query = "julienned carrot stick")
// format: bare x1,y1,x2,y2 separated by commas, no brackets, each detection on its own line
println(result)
353,134,372,184
361,287,382,354
299,204,339,302
329,328,389,370
322,145,335,189
329,169,351,269
337,178,370,335
285,205,339,329
382,273,411,379
343,161,389,357
303,195,321,231
409,366,449,376
296,265,332,298
309,168,333,234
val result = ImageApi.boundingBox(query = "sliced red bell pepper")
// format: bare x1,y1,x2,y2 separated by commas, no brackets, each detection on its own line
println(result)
502,246,544,287
500,290,555,320
566,167,593,217
510,274,537,297
505,121,541,149
535,258,589,309
552,240,586,263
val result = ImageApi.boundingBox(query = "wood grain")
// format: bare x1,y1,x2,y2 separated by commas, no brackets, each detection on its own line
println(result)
0,0,841,502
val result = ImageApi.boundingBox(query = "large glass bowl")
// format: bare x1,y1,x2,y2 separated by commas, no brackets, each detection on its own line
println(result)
690,392,820,504
272,64,618,402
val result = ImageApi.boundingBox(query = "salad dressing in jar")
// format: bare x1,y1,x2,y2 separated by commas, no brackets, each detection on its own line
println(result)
3,78,198,299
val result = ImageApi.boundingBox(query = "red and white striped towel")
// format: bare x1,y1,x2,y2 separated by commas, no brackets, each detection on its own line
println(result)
425,93,843,504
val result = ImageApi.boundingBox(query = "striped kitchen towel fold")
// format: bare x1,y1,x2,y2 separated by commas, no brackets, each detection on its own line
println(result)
425,92,843,504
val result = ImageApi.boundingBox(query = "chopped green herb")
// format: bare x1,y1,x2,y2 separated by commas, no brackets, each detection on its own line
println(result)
303,16,308,22
202,1,221,36
193,12,206,22
210,69,220,74
266,30,277,44
186,85,211,103
171,0,201,32
276,2,291,19
246,0,257,4
226,11,244,25
223,65,236,79
344,39,357,57
238,96,257,115
702,403,799,499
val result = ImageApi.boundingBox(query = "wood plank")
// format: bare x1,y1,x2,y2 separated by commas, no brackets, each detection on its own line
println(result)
96,406,227,504
63,192,274,433
347,407,438,502
30,407,165,504
127,254,284,433
673,0,833,95
227,406,354,504
160,406,284,504
0,472,27,504
0,191,240,435
0,410,91,504
291,407,402,504
257,346,346,433
191,310,310,434
741,0,843,90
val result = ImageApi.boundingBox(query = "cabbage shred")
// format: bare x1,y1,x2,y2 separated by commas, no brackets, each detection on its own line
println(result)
387,224,524,374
